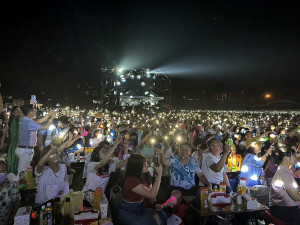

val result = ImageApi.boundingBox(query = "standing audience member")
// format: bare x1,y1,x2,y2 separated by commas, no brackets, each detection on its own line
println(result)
0,106,22,175
16,104,56,175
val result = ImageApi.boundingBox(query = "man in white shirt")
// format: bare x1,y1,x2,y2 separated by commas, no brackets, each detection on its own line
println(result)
201,138,232,193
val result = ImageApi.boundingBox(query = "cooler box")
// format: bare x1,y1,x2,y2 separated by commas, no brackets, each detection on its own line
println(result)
74,210,99,225
208,192,231,212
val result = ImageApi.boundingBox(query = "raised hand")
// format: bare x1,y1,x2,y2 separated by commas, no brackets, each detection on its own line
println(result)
153,162,162,175
224,143,231,155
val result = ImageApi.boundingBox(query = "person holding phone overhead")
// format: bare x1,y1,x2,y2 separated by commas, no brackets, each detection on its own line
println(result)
82,137,129,194
118,154,167,225
15,104,56,176
239,137,275,206
35,134,79,207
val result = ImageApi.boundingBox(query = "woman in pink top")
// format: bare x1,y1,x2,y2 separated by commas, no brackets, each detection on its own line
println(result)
269,146,300,224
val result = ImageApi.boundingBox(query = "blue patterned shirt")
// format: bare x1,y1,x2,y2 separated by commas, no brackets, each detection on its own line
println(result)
169,155,202,189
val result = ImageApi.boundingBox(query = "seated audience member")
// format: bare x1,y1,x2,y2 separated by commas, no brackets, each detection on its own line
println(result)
82,138,129,194
238,131,252,157
82,140,110,180
269,146,300,224
285,127,299,148
192,142,209,186
35,135,78,206
139,130,156,164
239,137,275,187
0,161,20,225
201,138,231,193
261,131,278,168
118,154,167,225
191,142,209,168
239,137,275,206
157,142,212,204
264,159,278,186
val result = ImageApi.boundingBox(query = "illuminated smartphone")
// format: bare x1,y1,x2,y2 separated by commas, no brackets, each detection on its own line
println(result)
31,95,37,103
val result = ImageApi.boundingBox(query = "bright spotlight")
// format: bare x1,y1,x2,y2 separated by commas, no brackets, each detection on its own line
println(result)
118,68,123,73
146,73,151,78
116,81,121,86
130,75,135,79
130,95,133,99
121,78,126,83
141,82,145,86
137,75,141,80
120,92,123,96
144,91,149,95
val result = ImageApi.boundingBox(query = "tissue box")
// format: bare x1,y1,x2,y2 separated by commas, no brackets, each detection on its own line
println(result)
208,192,231,212
14,206,32,225
242,194,258,210
74,210,99,225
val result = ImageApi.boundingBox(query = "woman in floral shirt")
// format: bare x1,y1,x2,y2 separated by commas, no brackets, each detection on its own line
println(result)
0,161,20,224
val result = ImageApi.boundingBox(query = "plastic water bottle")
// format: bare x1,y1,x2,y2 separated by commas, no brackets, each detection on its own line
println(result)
39,205,46,225
45,202,53,225
237,195,243,211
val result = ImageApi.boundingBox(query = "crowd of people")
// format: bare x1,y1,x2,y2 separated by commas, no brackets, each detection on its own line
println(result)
0,101,299,224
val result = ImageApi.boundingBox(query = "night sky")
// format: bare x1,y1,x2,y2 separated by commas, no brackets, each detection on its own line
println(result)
1,0,300,106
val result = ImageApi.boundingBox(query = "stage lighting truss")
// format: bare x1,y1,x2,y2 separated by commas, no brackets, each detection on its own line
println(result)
100,67,171,107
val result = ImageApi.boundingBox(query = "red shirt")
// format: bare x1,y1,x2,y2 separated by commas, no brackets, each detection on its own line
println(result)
122,177,148,202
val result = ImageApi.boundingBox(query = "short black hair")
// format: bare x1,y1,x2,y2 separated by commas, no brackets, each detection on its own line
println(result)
199,142,208,150
58,116,69,126
21,104,35,116
206,137,219,150
179,142,192,151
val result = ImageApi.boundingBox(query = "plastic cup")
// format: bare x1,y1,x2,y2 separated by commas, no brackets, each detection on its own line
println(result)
100,199,108,218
